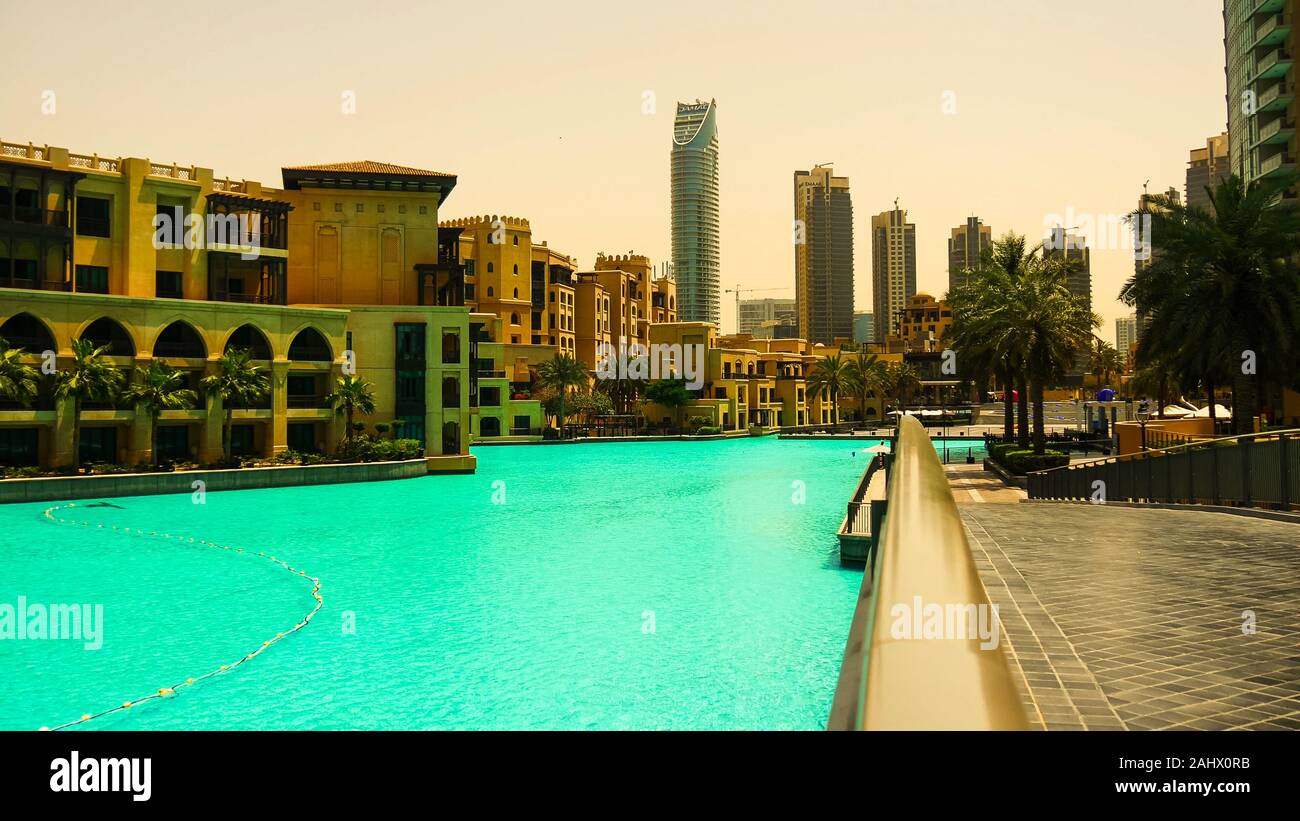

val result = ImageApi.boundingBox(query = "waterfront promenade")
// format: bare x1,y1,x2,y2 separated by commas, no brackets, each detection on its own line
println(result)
951,489,1300,730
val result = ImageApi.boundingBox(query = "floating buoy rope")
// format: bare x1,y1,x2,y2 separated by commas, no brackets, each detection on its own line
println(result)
37,502,322,731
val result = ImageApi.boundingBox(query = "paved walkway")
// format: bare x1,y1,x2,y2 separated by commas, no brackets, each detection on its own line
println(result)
960,503,1300,730
943,463,1026,504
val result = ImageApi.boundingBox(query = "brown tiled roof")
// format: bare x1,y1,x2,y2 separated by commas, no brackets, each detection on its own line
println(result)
282,160,454,177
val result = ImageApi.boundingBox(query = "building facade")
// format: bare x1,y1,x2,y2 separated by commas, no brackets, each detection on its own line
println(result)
738,297,796,335
1225,0,1296,190
888,293,952,353
870,205,917,343
670,99,721,325
947,216,992,293
793,165,854,344
1186,132,1230,211
852,311,874,345
1115,313,1138,366
0,142,475,471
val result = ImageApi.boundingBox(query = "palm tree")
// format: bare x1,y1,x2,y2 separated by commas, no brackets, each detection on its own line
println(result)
325,374,377,440
122,361,198,466
644,378,693,432
0,338,40,406
1121,173,1300,434
809,353,850,425
537,354,589,436
947,234,1043,445
53,339,124,468
843,353,884,426
201,348,270,461
1086,338,1124,389
1009,269,1099,454
878,361,921,419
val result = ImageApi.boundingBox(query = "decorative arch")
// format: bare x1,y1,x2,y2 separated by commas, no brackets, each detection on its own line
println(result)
288,327,332,362
224,323,273,360
80,316,137,357
0,312,57,353
153,319,207,358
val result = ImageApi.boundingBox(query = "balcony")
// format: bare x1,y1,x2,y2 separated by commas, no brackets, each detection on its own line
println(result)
287,394,331,409
1253,13,1291,49
1258,81,1295,112
1253,0,1286,16
1259,151,1296,178
0,205,69,228
1253,116,1296,146
477,369,507,379
1256,48,1293,80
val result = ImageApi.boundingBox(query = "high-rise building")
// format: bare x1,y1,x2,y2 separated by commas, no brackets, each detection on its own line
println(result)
852,312,874,345
738,297,797,335
947,216,992,292
871,204,917,342
1116,314,1138,362
1044,225,1092,309
1225,1,1297,192
671,99,720,325
793,164,854,344
1186,132,1230,211
1132,188,1180,345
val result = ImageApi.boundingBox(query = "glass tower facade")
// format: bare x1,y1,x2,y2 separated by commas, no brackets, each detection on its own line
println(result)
671,99,720,324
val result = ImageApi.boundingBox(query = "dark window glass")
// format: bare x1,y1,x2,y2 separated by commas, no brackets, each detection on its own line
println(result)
75,265,109,294
156,270,182,298
76,196,111,237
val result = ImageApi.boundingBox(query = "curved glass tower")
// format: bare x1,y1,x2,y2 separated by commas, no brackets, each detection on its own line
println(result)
671,99,720,325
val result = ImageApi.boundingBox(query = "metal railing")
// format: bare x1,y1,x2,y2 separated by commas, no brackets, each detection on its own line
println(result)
843,454,885,536
1028,428,1300,509
829,415,1029,730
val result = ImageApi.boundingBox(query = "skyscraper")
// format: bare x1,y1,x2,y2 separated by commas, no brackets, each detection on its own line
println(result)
1186,132,1229,211
1225,1,1296,188
738,297,797,335
671,99,720,325
947,216,992,293
1044,225,1092,309
1116,314,1138,360
871,204,916,342
793,164,854,344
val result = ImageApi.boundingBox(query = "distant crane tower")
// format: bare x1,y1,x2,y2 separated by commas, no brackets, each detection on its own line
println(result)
723,285,791,334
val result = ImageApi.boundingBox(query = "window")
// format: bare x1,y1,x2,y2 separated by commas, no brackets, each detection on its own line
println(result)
356,203,364,212
398,204,407,214
313,202,321,211
377,204,385,213
75,265,109,294
334,203,343,212
287,422,318,453
550,292,556,303
479,386,501,406
513,264,518,276
418,205,427,215
480,417,501,437
441,331,460,364
78,427,117,464
155,270,182,298
510,313,520,325
465,283,476,300
486,287,494,297
512,235,518,246
155,425,190,462
76,196,111,237
487,262,494,273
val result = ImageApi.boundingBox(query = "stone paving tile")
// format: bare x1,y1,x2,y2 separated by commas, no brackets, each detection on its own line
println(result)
961,503,1300,731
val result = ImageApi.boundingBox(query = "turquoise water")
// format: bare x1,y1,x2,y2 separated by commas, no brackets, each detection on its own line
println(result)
0,437,967,730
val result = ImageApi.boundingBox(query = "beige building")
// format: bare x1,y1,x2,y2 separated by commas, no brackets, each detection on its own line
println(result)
1186,132,1230,212
0,142,476,470
947,216,991,293
871,205,916,343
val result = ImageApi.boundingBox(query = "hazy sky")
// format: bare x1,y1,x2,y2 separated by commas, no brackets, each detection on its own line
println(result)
1,0,1225,336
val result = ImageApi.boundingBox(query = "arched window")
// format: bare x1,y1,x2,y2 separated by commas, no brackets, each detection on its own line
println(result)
480,417,500,437
513,288,519,298
510,313,520,325
487,262,494,273
511,236,518,246
442,376,459,408
512,264,518,275
0,313,56,353
288,327,332,362
442,331,460,364
225,324,272,360
81,317,135,356
154,321,206,358
487,286,494,297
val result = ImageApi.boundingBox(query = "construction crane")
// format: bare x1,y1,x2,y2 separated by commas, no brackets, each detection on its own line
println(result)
723,285,792,334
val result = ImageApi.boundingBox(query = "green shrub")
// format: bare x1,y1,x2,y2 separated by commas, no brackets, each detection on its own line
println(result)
686,415,711,433
275,450,301,464
695,426,721,436
2,466,43,479
988,442,1020,463
1001,449,1069,475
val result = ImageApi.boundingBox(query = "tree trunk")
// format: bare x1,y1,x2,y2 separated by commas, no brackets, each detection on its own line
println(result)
1031,381,1046,455
150,413,159,466
346,406,354,439
1206,381,1216,432
1002,369,1014,440
223,409,233,461
1016,374,1030,448
71,395,83,471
